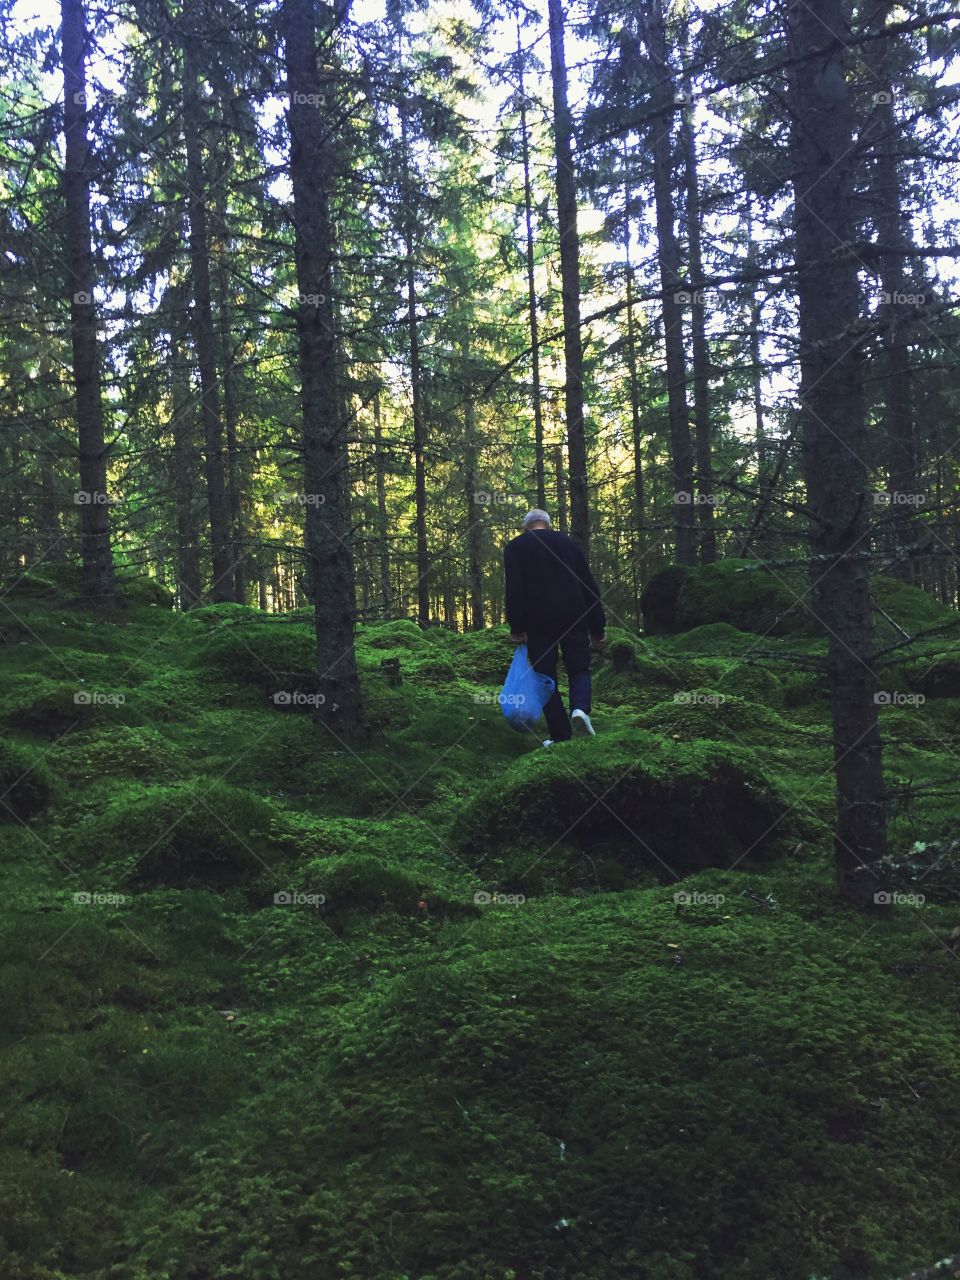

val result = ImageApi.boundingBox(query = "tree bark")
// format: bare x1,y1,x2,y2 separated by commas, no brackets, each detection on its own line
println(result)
641,0,696,566
678,82,716,562
282,0,363,732
622,140,647,587
372,391,392,617
181,29,234,602
61,0,114,603
516,13,547,509
547,0,590,551
788,0,888,907
461,337,484,630
167,281,204,608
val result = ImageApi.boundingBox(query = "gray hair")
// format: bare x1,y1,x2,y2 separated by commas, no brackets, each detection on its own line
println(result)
523,509,551,529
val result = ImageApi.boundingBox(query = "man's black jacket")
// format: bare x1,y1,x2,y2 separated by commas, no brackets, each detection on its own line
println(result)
503,528,606,636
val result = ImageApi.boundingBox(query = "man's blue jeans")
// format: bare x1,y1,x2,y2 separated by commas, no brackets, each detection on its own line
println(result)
526,626,592,742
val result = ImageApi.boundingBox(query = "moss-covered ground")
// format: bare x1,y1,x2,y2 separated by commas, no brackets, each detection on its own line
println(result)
1,571,958,1279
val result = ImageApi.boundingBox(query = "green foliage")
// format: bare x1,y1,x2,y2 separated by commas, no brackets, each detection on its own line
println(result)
115,575,176,608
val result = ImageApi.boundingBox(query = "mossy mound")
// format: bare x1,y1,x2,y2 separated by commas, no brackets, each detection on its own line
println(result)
0,675,140,734
0,739,53,820
664,621,763,654
455,732,787,877
1,571,59,597
639,563,694,635
186,601,267,625
636,691,794,741
362,618,428,650
88,780,278,888
871,574,959,635
115,575,175,608
196,620,315,694
289,853,476,921
54,725,181,782
677,559,817,638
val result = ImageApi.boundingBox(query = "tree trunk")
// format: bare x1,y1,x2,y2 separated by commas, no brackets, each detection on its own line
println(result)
282,0,363,732
461,337,484,630
213,186,246,602
547,0,590,551
396,75,430,625
61,0,114,603
788,0,888,907
623,140,647,590
554,441,568,535
678,84,716,562
168,283,204,608
517,14,547,509
372,391,391,617
864,8,917,582
182,29,233,603
641,0,696,566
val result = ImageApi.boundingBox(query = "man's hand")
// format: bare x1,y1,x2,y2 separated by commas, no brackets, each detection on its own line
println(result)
590,632,607,652
509,631,527,644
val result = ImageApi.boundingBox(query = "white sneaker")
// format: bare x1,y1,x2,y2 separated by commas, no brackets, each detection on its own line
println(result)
542,739,555,747
571,709,595,737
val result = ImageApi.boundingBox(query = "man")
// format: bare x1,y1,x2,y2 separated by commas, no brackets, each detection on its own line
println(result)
503,508,606,744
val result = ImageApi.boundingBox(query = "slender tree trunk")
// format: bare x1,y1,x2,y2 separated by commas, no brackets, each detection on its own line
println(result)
623,140,647,589
554,441,568,535
864,9,917,582
182,31,233,602
678,85,715,562
641,0,696,566
168,284,204,608
282,0,363,731
461,337,484,630
395,70,430,625
547,0,590,551
788,0,888,907
213,187,246,602
517,14,546,509
61,0,114,602
372,391,391,617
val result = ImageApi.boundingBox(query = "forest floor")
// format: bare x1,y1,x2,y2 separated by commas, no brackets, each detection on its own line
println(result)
1,566,959,1280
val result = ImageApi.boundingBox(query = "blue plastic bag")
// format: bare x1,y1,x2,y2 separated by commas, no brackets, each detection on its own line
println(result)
499,644,555,733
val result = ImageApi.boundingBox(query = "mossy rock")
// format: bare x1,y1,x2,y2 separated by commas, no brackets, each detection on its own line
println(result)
115,575,175,609
636,691,792,741
677,559,817,638
92,780,277,888
0,739,53,820
454,732,787,876
871,575,958,636
640,564,694,635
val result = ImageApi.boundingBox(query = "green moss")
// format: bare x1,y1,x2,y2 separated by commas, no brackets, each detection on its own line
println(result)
871,574,958,635
195,620,315,693
636,691,796,741
454,730,788,877
0,739,53,820
54,725,181,782
84,780,279,888
115,575,175,609
677,559,817,638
